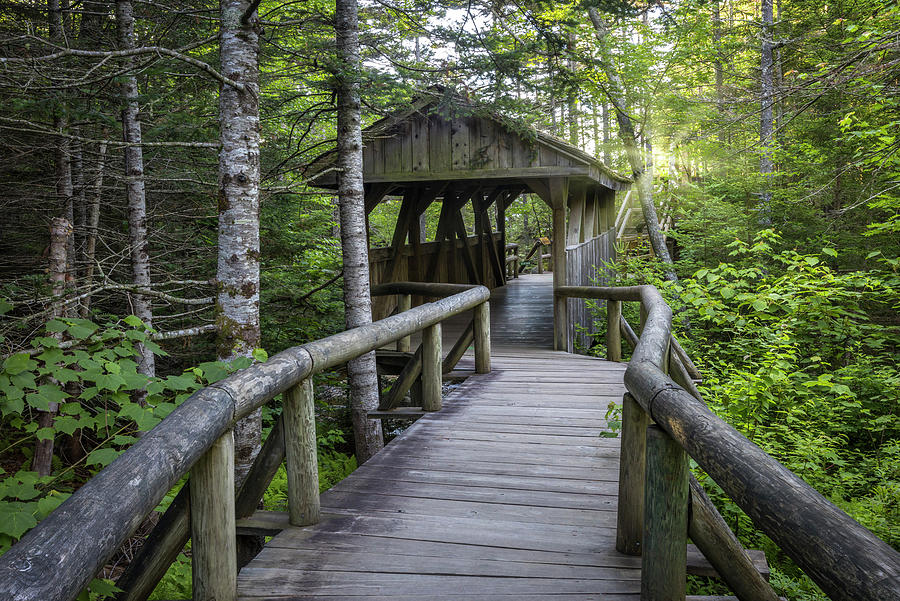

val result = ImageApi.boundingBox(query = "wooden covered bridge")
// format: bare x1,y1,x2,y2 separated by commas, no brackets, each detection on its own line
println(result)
1,94,898,601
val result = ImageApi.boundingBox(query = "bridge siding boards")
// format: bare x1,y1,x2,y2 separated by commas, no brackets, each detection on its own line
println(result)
237,275,637,600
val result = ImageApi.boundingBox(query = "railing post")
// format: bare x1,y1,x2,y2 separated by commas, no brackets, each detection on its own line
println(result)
642,424,689,601
537,243,544,274
190,430,237,601
474,301,491,373
607,299,622,362
616,392,648,555
397,294,411,352
283,378,320,526
422,322,442,411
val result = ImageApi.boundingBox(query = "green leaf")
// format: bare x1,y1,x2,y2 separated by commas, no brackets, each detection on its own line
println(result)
804,256,820,266
252,348,268,363
751,299,767,311
51,368,80,384
720,287,736,299
54,416,81,435
36,348,63,365
36,492,69,518
123,315,144,327
35,427,55,441
36,384,67,404
66,320,99,340
45,319,68,333
0,504,38,538
3,353,36,376
85,447,120,468
33,336,60,348
822,248,838,257
0,298,12,315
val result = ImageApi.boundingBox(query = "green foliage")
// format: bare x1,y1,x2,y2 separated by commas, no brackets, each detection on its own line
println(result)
607,231,899,597
0,317,259,555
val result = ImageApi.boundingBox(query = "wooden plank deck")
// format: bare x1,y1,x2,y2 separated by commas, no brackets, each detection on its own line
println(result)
237,274,641,600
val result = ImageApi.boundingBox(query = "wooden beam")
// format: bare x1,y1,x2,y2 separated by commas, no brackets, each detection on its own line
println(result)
363,182,393,215
453,210,481,285
548,177,569,351
566,187,586,246
582,191,597,240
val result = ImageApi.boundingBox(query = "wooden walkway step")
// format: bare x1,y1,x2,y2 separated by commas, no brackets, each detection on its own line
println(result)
235,276,770,599
236,347,638,599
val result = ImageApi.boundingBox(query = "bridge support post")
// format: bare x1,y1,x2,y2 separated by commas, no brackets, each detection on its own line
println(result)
422,322,442,411
607,300,622,362
284,378,320,526
616,393,648,555
397,294,412,352
474,301,491,373
642,424,689,601
190,430,237,601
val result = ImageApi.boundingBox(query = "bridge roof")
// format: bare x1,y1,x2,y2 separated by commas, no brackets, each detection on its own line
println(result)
305,89,631,197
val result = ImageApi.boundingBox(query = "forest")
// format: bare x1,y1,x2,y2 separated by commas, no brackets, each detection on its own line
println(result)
0,0,898,599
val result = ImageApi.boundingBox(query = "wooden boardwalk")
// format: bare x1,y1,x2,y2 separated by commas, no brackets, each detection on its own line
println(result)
237,275,642,600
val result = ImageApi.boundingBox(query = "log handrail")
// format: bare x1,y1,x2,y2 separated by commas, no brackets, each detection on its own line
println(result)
555,285,900,601
371,282,492,410
0,285,492,601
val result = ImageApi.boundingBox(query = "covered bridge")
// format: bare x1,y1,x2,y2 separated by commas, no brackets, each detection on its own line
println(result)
307,91,632,351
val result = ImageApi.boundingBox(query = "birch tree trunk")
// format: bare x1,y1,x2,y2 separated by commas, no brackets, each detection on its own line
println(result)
33,218,70,476
116,0,154,400
335,0,384,463
217,0,262,485
587,7,677,281
759,0,775,224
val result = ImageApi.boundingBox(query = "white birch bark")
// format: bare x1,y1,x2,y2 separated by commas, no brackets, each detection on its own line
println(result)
335,0,384,463
116,0,154,399
587,8,677,281
33,218,70,476
217,0,262,486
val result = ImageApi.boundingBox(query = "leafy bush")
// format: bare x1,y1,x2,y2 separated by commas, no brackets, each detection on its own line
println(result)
603,231,899,597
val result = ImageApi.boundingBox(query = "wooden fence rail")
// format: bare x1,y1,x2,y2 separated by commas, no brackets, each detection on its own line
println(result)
0,285,492,601
556,285,900,601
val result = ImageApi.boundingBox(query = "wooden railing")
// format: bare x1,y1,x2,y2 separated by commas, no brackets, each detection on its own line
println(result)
564,230,616,353
521,237,551,273
556,285,900,601
370,282,491,415
504,243,520,279
0,285,492,601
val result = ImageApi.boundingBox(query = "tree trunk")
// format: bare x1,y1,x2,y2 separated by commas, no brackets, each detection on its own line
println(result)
217,0,263,486
602,101,611,165
759,0,775,224
33,218,70,476
713,0,726,144
116,0,154,402
587,7,677,281
80,140,107,318
335,0,384,464
567,33,578,146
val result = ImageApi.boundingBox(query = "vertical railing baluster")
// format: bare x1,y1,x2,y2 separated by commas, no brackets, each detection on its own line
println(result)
642,424,689,601
397,294,411,352
191,431,237,601
284,378,320,526
615,392,649,555
607,299,622,362
474,301,491,374
422,322,442,411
